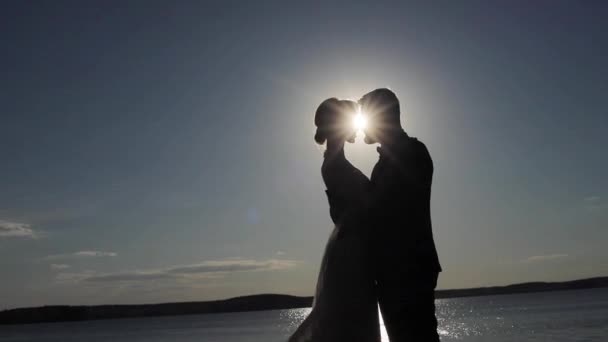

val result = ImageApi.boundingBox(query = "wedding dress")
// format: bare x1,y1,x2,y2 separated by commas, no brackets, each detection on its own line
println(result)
288,149,381,342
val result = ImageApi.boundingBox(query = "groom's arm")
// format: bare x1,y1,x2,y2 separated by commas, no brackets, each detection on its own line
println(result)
375,140,433,194
362,142,428,212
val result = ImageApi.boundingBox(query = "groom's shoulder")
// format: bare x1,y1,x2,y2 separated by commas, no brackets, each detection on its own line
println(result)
408,136,423,147
405,136,428,153
406,137,433,165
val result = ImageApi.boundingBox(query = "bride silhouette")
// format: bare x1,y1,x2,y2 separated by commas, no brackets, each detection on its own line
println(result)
288,98,381,342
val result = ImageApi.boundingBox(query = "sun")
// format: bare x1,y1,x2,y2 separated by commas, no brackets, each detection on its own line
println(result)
353,110,368,131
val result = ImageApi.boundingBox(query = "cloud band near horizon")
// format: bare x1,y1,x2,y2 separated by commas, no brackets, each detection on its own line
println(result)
56,258,298,283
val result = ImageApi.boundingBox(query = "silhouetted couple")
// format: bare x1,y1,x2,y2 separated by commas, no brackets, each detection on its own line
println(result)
289,89,442,342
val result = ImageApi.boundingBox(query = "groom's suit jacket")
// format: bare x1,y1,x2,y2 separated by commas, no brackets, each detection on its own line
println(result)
370,132,441,277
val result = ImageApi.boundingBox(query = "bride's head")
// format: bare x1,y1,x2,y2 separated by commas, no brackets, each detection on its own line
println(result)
314,98,357,146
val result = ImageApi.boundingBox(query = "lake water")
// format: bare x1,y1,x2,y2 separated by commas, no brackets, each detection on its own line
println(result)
1,288,607,341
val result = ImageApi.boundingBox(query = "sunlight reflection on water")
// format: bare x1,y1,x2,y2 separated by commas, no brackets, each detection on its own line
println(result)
279,289,608,341
0,289,606,342
279,307,390,341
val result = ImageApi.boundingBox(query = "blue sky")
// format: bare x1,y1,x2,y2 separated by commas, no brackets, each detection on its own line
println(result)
1,1,607,309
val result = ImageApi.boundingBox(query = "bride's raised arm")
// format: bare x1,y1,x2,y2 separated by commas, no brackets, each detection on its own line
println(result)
322,150,370,225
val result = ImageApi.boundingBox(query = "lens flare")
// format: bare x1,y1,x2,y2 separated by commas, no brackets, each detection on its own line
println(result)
353,110,368,131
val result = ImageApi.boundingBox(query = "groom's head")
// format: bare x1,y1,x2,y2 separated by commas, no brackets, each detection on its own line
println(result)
359,88,401,144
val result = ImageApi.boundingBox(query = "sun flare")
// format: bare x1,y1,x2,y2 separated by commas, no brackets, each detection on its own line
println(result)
353,111,368,131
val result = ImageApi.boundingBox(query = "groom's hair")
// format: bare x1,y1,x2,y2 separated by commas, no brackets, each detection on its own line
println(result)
359,88,401,128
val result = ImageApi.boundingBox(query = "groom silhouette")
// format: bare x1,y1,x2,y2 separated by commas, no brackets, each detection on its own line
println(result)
360,88,441,341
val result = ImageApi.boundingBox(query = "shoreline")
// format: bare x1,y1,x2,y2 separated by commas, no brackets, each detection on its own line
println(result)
2,276,606,325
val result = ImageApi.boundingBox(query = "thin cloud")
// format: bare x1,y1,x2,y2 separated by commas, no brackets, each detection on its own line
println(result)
45,250,118,260
0,220,37,238
85,272,174,282
584,195,603,211
50,264,70,270
55,271,97,283
74,251,117,257
524,254,568,262
584,196,600,202
167,259,295,274
77,258,297,283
